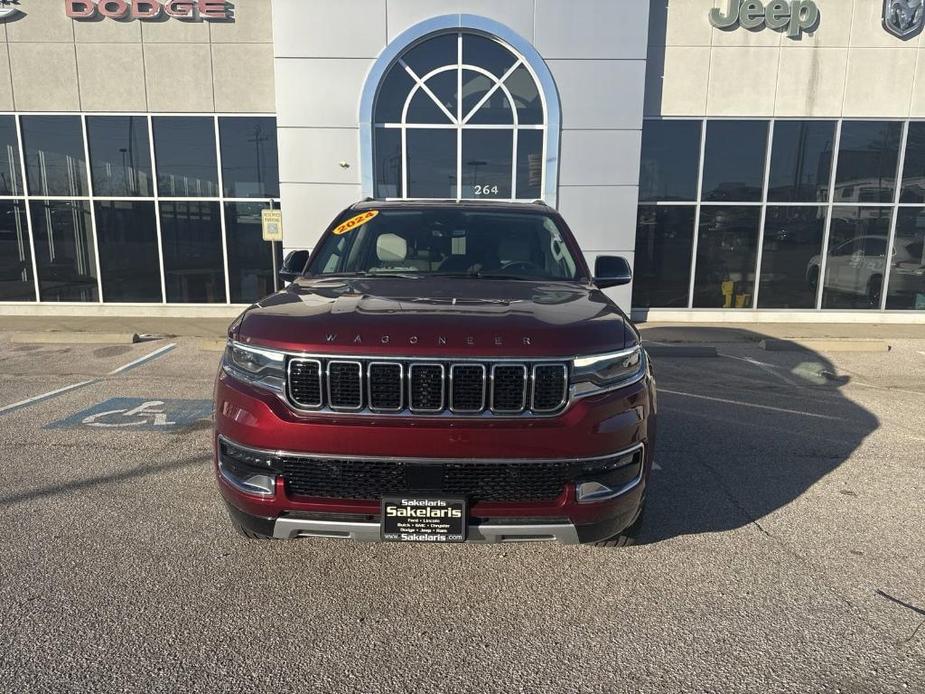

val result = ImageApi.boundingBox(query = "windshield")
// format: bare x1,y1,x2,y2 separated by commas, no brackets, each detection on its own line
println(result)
306,209,581,281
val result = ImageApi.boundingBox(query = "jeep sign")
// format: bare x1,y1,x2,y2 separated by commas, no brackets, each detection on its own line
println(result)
65,0,231,20
709,0,820,39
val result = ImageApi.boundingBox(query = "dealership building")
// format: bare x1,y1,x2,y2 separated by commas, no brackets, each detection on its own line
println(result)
1,0,924,323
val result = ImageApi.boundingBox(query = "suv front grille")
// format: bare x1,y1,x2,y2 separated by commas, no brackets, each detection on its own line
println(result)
287,357,569,416
281,456,571,502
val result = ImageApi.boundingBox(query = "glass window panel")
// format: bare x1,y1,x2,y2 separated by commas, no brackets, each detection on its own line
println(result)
462,130,513,199
822,206,892,309
900,121,925,203
693,206,761,308
639,120,701,202
406,86,453,124
407,129,457,198
21,116,88,197
462,34,517,78
219,117,279,198
87,116,153,197
767,120,835,202
401,33,457,78
31,200,98,302
160,201,226,304
152,117,218,197
515,130,543,200
757,206,826,309
701,120,768,202
0,116,23,195
886,208,925,310
422,70,457,118
632,206,695,308
374,128,402,198
94,201,161,302
0,200,34,301
504,65,543,125
225,202,282,304
374,64,416,123
834,121,901,204
461,70,501,123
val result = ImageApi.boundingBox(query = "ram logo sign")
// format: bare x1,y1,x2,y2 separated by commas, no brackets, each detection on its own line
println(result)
883,0,925,38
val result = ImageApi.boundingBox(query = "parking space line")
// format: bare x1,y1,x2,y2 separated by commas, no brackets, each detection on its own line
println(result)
0,380,97,415
107,343,176,375
659,389,840,420
0,342,178,417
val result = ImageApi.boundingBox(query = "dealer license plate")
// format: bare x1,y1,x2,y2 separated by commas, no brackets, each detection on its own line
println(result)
381,496,467,542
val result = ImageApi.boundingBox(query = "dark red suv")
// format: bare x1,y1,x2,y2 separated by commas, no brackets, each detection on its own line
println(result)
214,200,656,545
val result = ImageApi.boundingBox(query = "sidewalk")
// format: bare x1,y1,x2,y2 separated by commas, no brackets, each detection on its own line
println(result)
2,315,924,343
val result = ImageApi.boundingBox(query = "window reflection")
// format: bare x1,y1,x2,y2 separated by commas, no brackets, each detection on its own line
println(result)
767,121,835,202
374,128,401,198
886,208,925,310
639,120,701,202
834,122,901,204
632,206,695,308
900,122,925,203
0,116,23,196
701,121,767,202
461,130,512,198
225,202,282,303
822,206,892,309
407,129,456,198
693,207,760,308
516,130,543,200
152,117,218,197
31,200,98,302
0,200,33,301
94,201,161,302
87,116,152,197
160,201,226,303
758,206,826,309
21,116,87,197
219,117,279,198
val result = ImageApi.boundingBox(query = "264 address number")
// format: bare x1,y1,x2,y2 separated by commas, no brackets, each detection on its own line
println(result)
473,185,500,196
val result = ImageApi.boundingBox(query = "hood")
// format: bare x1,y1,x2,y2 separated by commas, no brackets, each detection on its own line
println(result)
234,277,632,358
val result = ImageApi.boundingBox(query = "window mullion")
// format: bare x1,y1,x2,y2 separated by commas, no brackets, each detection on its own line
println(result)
456,32,462,201
751,120,774,310
881,119,909,311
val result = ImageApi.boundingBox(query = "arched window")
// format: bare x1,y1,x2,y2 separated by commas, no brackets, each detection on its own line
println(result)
364,23,557,203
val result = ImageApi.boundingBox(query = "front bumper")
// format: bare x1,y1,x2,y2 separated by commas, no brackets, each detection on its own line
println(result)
214,367,656,544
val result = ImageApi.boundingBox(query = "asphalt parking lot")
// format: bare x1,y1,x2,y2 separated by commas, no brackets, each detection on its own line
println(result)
0,328,923,693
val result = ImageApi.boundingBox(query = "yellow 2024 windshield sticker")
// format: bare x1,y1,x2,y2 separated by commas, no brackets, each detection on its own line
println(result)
333,210,379,235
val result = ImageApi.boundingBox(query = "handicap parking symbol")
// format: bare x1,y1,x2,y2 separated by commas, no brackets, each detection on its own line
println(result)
46,398,213,431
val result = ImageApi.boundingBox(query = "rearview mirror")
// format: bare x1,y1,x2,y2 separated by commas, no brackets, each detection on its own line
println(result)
279,250,309,284
593,256,632,289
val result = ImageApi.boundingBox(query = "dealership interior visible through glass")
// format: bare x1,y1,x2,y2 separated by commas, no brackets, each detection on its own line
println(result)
0,114,281,305
635,118,925,312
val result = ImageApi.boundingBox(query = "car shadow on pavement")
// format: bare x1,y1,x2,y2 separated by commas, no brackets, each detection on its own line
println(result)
637,328,879,544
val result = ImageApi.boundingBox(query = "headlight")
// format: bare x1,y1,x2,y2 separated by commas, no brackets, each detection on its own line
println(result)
571,346,646,397
222,340,286,394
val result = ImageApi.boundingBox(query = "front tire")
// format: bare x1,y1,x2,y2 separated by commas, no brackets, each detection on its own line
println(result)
232,519,275,540
593,507,644,547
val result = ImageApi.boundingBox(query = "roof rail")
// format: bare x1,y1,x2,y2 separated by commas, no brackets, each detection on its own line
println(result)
530,199,550,207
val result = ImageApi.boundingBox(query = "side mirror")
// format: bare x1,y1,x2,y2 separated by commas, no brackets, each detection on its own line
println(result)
593,256,632,289
279,249,310,284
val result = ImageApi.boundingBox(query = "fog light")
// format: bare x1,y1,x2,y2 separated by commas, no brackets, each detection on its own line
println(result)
217,437,280,497
218,461,277,497
575,445,644,503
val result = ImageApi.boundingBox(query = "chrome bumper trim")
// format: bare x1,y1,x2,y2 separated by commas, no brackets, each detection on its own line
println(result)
272,518,581,544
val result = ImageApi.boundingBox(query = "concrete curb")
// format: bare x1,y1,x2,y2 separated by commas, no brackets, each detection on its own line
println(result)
644,345,719,358
9,332,141,345
760,338,891,353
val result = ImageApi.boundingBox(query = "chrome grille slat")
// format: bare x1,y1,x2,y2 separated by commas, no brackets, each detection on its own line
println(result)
287,357,568,416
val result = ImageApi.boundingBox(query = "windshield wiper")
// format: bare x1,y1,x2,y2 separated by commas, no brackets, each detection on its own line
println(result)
431,271,536,281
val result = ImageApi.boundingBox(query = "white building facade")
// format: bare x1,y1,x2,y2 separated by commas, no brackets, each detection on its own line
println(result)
1,0,924,322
